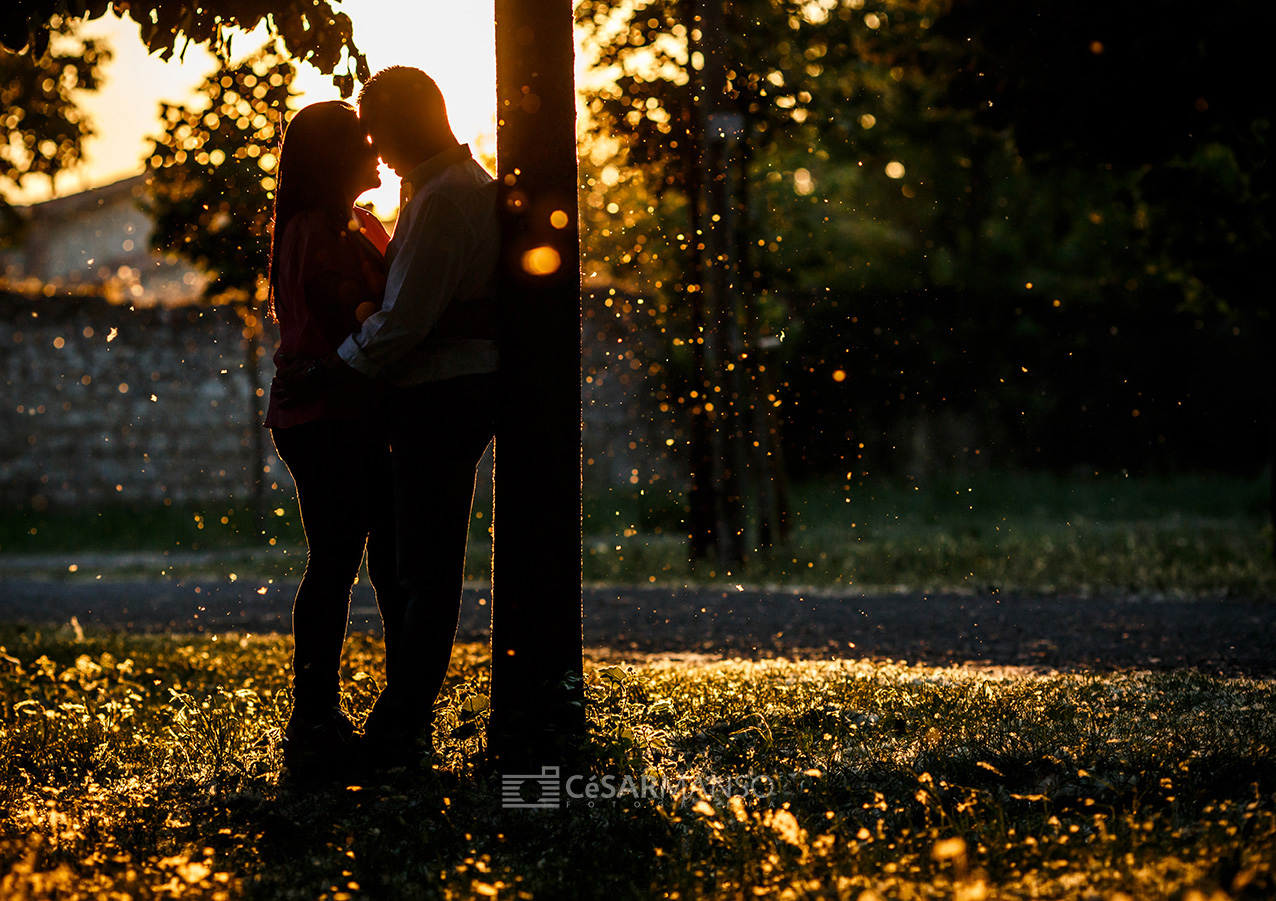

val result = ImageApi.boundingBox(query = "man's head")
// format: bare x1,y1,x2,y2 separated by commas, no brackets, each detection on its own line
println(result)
358,66,458,176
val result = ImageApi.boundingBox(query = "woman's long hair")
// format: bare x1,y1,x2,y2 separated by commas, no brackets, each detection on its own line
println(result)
266,100,363,321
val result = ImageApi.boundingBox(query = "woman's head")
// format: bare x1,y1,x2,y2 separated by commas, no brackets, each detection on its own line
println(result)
268,100,380,308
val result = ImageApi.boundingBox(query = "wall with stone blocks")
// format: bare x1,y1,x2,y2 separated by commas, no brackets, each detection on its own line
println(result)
1,292,285,510
1,288,680,512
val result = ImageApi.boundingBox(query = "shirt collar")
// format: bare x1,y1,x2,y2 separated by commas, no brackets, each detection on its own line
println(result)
400,143,471,206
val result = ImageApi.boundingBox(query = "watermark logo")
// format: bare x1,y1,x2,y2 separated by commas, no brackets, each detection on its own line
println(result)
501,766,561,809
500,767,781,810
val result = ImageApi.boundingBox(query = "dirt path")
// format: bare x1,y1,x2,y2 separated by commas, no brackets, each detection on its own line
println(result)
1,575,1272,676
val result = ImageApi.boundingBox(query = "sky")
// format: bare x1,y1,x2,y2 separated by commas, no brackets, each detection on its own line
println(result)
7,0,501,217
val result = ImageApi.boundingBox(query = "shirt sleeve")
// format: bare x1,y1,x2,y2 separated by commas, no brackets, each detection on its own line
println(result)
337,192,475,379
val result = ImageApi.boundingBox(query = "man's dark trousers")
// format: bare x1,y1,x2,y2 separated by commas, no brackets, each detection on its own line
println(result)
374,371,497,735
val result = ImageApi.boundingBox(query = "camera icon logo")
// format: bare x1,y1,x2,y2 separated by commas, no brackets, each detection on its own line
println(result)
501,766,561,809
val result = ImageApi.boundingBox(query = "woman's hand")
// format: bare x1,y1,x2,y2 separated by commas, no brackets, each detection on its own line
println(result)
273,352,368,407
272,353,323,407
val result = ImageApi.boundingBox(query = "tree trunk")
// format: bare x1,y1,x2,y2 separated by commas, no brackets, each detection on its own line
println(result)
682,0,715,562
698,0,748,569
732,117,790,550
1268,315,1276,561
488,0,586,772
241,300,266,540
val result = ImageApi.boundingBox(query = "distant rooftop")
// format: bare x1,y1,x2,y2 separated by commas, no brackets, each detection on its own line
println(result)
0,172,207,307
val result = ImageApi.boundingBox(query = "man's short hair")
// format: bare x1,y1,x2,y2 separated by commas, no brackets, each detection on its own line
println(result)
358,66,448,127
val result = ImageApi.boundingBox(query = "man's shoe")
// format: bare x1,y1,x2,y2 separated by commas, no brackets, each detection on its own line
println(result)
357,722,435,773
282,707,357,781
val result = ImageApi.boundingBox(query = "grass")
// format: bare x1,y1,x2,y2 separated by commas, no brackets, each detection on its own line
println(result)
0,501,306,555
2,472,1273,595
585,471,1276,595
1,626,1273,899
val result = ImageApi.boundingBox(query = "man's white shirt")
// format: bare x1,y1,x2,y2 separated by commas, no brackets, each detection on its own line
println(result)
337,143,499,386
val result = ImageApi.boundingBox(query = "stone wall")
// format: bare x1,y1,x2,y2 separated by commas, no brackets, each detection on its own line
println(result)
1,291,281,509
2,287,678,512
1,176,677,512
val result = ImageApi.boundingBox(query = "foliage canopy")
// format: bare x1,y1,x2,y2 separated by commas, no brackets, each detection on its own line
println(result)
0,17,109,241
1,0,366,95
143,48,295,302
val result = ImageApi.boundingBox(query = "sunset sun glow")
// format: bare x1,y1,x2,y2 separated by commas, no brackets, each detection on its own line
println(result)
7,1,498,218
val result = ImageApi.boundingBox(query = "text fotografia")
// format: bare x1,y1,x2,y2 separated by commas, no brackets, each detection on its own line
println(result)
501,766,785,810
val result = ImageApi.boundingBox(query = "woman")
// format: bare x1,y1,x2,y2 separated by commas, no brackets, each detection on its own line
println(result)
264,100,400,777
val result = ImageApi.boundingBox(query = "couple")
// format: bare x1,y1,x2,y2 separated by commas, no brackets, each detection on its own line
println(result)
263,67,499,777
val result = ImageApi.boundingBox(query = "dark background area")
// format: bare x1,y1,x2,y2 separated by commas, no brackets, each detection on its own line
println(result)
578,0,1271,485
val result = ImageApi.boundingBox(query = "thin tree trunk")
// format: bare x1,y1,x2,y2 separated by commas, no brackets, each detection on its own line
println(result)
699,0,747,569
683,0,714,562
753,342,793,544
1268,316,1276,561
732,117,784,550
241,301,266,540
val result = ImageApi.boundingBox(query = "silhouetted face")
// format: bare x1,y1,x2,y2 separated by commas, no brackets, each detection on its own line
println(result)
346,129,381,198
332,114,380,200
361,108,418,178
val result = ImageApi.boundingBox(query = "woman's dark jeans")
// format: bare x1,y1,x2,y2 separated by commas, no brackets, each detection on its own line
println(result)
271,419,401,720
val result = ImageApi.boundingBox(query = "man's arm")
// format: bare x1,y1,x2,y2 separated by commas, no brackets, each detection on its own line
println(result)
337,193,476,380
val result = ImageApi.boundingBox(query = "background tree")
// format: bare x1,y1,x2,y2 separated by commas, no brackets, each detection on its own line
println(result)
143,47,296,534
931,0,1274,541
579,0,1272,551
0,16,109,244
577,0,950,565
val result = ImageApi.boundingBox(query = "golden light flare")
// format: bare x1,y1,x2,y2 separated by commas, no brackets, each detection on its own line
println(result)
521,244,562,276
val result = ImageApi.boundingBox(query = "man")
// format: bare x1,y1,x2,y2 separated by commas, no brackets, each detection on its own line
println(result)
292,66,500,768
